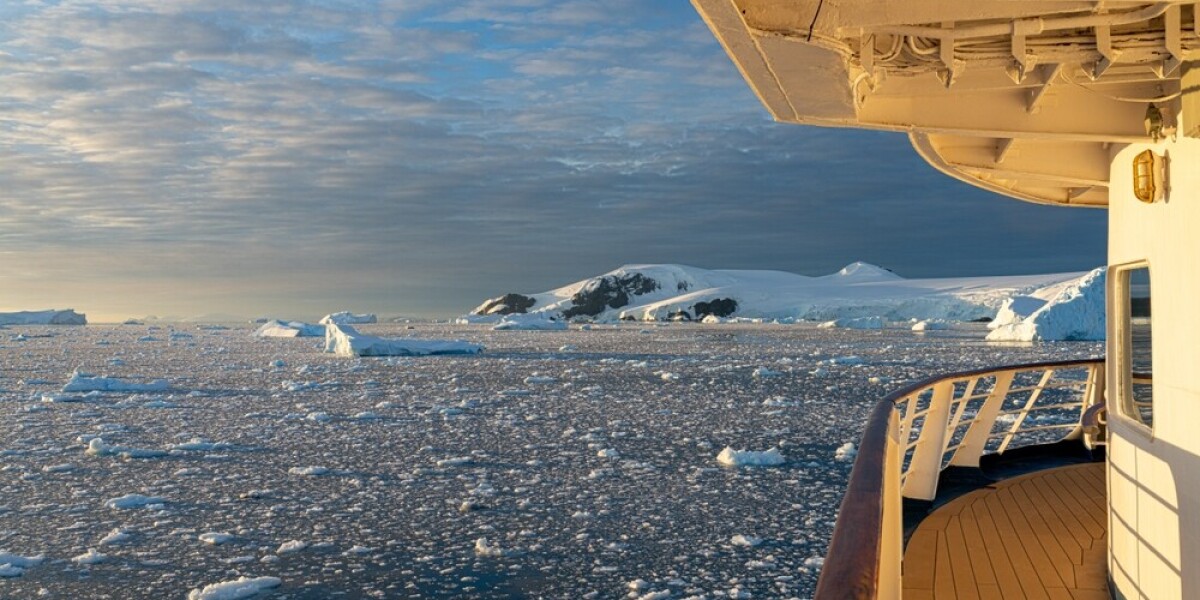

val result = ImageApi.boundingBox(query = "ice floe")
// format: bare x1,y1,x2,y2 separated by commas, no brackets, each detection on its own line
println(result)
324,323,483,357
716,447,786,467
103,494,167,509
63,371,169,393
186,576,282,600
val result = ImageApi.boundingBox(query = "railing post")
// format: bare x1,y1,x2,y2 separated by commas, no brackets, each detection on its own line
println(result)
901,380,954,501
948,371,1014,468
879,408,903,600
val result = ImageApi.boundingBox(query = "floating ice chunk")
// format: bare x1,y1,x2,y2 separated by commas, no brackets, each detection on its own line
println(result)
353,411,377,420
288,466,329,476
828,356,865,366
86,438,168,459
659,372,680,382
804,556,826,568
41,393,86,403
716,447,785,467
276,540,307,554
63,371,169,393
186,576,282,600
752,366,782,378
104,494,166,509
911,319,952,331
557,344,578,352
523,376,557,384
171,439,233,452
99,529,132,545
493,314,567,331
199,533,235,545
597,448,620,459
436,457,472,468
324,323,483,357
0,564,25,577
819,316,884,330
305,412,332,423
474,538,509,557
42,463,76,473
835,443,858,461
72,548,107,565
320,311,376,325
730,534,763,547
0,552,43,569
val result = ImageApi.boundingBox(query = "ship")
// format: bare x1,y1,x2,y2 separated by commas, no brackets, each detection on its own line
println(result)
690,1,1194,598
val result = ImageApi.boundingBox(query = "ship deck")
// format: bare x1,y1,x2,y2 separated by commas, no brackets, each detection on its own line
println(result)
902,462,1108,599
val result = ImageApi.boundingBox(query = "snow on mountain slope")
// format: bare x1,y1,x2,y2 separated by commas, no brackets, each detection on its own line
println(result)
468,262,1093,327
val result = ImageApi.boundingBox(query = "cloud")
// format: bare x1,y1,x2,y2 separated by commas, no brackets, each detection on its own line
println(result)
0,2,1105,320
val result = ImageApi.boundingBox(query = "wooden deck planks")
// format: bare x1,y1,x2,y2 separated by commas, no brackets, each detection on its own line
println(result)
902,463,1108,599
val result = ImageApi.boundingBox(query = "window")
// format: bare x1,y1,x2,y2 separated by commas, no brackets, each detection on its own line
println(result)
1112,263,1153,430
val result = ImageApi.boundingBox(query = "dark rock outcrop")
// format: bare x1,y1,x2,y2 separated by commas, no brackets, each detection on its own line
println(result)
693,298,738,319
562,273,660,319
475,293,537,316
668,310,693,322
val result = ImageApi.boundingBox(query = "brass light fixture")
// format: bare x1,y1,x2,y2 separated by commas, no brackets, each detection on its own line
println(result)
1132,149,1166,203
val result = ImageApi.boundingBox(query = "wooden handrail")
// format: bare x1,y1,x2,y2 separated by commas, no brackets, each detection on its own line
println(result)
813,399,898,599
814,357,1105,599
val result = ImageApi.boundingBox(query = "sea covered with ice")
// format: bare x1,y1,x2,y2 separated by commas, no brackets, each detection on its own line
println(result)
0,323,1102,599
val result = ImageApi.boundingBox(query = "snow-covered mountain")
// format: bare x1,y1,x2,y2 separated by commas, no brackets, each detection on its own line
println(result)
468,262,1095,326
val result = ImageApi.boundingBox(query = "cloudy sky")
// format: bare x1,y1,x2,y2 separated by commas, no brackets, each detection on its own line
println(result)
0,1,1106,321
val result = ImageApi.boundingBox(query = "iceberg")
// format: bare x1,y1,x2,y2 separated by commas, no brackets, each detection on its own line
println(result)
986,268,1106,342
493,314,568,331
320,311,377,325
0,309,87,325
252,320,325,338
324,323,483,357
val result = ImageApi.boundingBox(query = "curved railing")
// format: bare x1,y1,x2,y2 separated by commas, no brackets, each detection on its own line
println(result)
814,358,1108,600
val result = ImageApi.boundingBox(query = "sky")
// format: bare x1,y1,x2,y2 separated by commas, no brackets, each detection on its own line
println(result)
0,1,1107,322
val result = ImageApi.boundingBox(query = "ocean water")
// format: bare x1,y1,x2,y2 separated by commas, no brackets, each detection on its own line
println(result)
0,323,1102,599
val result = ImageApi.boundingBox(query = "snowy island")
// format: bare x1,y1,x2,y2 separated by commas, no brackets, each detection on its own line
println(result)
465,262,1106,341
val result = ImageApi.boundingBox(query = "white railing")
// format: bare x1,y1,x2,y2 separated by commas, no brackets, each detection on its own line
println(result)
815,358,1107,599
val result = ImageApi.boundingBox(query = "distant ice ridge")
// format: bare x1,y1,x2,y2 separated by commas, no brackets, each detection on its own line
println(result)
252,320,325,338
319,311,377,325
324,323,483,357
986,268,1105,342
0,309,86,325
466,262,1095,331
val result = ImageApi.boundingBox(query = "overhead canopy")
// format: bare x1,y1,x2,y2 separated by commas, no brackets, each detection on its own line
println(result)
693,0,1195,207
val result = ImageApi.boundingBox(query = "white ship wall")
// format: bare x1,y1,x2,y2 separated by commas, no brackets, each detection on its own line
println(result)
1107,113,1200,599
